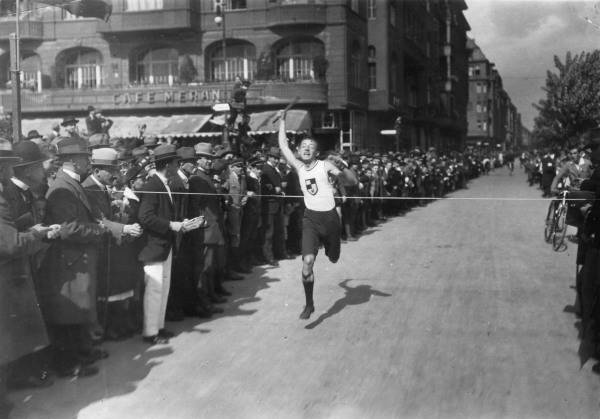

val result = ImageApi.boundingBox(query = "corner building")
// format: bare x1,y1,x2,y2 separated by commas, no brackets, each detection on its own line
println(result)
0,0,470,151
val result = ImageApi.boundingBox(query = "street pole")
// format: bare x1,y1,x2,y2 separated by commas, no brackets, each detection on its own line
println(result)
222,8,227,99
9,0,22,142
215,5,230,150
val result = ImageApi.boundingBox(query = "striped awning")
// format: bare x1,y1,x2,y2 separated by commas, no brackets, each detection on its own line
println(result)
159,114,213,137
248,109,311,135
22,114,211,140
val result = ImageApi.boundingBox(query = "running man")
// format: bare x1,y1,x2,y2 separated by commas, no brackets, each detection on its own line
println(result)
277,110,358,319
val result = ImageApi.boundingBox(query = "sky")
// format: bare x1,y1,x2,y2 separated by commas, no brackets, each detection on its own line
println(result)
464,0,600,130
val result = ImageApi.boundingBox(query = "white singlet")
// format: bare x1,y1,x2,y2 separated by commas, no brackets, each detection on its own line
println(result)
297,160,336,211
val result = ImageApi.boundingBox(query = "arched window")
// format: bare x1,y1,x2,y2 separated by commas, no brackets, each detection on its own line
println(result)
209,41,256,82
21,53,42,91
134,47,179,85
64,48,102,89
368,46,376,90
275,38,324,81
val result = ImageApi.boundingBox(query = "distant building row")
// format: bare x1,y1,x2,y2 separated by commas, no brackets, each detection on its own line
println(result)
0,0,473,151
466,38,528,149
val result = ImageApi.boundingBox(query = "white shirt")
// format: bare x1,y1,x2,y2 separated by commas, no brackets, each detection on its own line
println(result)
90,174,105,190
11,177,29,191
297,160,335,212
62,167,80,182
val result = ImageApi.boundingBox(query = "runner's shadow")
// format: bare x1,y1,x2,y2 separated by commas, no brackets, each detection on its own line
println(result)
305,279,391,330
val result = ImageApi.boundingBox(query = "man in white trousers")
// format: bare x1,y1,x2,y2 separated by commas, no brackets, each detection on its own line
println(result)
137,144,202,344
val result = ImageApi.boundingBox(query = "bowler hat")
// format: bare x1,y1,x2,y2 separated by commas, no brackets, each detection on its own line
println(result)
176,146,196,162
61,116,79,127
56,137,90,156
87,105,96,112
26,130,42,141
91,147,120,167
12,140,46,167
153,144,178,162
195,142,214,158
0,138,21,163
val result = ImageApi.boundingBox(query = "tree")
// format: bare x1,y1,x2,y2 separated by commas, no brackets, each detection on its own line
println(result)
533,51,600,147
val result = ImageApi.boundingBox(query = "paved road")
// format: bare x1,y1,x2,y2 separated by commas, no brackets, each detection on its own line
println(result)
9,168,600,419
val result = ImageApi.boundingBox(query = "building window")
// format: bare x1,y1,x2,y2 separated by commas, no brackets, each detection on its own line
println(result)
64,49,103,89
21,53,41,91
231,0,247,9
209,41,256,81
476,103,481,113
125,0,163,11
368,45,376,90
474,66,481,76
389,3,396,27
368,63,376,90
134,47,178,85
482,121,488,131
350,41,361,88
468,66,473,77
350,0,359,13
275,38,324,81
367,0,376,19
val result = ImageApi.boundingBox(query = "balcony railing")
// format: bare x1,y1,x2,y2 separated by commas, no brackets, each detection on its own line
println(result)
97,8,194,33
0,19,43,40
266,4,327,27
0,81,328,113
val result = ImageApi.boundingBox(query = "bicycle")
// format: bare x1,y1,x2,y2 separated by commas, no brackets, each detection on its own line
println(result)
550,190,569,251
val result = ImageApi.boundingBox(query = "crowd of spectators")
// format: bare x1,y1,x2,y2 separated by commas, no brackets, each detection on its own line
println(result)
521,131,600,373
1,116,496,415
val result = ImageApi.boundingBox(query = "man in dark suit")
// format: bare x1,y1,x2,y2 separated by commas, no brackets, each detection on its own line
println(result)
166,147,211,320
260,147,284,264
189,143,230,313
3,140,54,389
39,137,107,378
137,144,202,345
0,138,59,412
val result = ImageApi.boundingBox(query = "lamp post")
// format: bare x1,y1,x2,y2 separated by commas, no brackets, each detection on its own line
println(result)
215,4,227,99
10,0,22,142
215,4,231,149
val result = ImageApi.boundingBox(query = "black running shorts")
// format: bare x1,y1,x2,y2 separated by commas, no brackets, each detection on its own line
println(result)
302,208,341,263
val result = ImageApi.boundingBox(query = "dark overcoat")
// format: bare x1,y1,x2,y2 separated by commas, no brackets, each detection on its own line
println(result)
0,191,49,365
82,176,135,298
38,169,106,324
189,170,225,246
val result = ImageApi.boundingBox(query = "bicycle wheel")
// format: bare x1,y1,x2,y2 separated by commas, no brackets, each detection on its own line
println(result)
544,200,555,243
552,205,568,251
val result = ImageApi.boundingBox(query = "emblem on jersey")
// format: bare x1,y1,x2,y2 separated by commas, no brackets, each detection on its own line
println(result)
305,178,318,195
